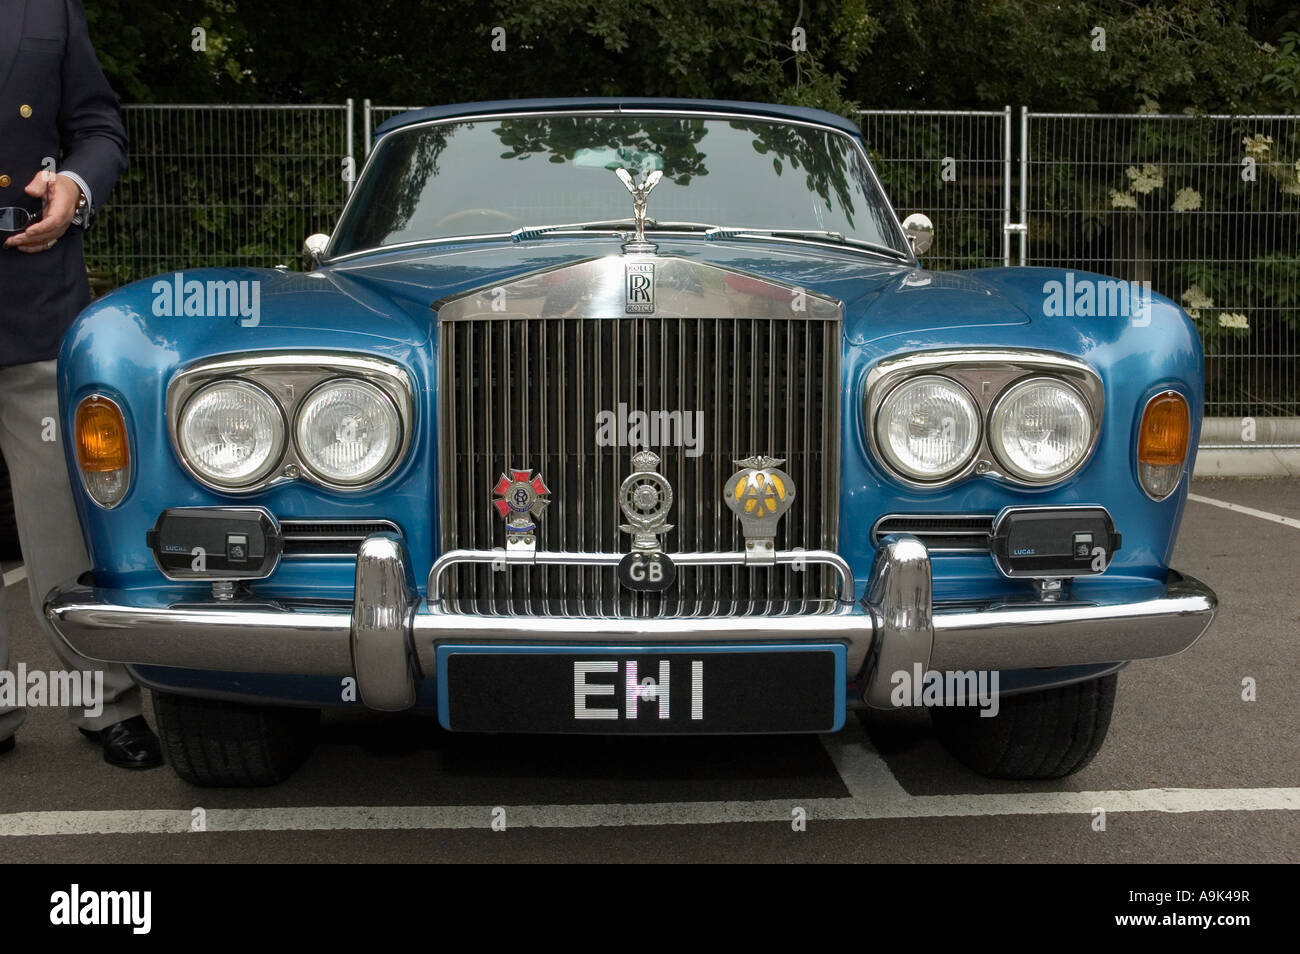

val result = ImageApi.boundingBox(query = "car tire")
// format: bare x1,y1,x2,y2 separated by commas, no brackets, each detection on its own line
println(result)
930,673,1117,779
153,692,320,787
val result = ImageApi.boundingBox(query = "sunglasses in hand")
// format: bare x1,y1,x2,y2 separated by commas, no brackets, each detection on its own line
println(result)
0,207,41,233
1,176,55,234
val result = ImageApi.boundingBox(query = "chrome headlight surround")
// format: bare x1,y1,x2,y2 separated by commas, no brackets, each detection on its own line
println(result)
864,349,1104,490
167,352,415,494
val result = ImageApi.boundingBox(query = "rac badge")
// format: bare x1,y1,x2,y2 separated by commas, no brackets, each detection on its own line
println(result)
617,450,675,592
724,456,796,562
493,468,551,552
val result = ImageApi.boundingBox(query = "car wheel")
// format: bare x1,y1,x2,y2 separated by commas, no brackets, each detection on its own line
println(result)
930,673,1117,779
153,692,320,787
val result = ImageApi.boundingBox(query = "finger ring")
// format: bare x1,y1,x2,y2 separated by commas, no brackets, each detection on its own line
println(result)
47,239,56,249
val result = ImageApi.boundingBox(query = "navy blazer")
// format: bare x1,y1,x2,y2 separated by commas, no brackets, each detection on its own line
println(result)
0,0,127,366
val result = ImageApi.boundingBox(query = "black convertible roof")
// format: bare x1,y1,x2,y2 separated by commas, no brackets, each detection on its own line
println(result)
372,97,864,140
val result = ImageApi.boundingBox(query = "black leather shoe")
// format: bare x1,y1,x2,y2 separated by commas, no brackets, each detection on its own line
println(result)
79,716,163,769
0,734,14,755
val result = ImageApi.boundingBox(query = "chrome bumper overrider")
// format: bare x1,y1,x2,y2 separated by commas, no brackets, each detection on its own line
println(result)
44,533,1217,712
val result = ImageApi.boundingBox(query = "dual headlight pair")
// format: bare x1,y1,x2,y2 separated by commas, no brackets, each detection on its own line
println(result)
165,354,415,493
177,377,401,489
875,374,1094,484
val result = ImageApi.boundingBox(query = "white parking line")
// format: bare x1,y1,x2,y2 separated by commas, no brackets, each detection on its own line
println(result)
2,564,25,588
1,725,1295,837
1187,493,1300,529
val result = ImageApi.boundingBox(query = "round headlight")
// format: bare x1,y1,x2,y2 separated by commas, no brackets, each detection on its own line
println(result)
294,378,401,486
178,380,285,487
990,377,1093,481
875,375,980,481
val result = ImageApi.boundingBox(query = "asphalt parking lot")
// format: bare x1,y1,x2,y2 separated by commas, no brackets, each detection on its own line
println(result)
1,476,1296,864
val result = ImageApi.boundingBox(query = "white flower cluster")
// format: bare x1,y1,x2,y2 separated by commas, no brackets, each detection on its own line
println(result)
1125,164,1165,194
1242,134,1273,160
1219,313,1249,330
1180,284,1213,320
1171,187,1202,212
1109,189,1138,209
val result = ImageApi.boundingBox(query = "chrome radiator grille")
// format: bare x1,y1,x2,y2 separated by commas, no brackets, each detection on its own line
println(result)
438,315,841,616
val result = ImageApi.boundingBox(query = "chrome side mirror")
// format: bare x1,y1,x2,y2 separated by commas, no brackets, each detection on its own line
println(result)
302,233,330,270
901,213,934,256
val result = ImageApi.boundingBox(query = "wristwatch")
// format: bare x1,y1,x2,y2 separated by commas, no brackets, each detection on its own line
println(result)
70,189,90,228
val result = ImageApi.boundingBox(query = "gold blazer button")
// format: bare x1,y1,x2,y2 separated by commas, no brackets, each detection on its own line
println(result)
0,175,10,188
19,105,33,118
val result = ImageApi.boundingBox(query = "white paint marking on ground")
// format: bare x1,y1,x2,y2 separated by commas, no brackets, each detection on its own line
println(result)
1,730,1296,837
820,718,909,802
1187,493,1300,529
3,564,26,588
0,788,1296,837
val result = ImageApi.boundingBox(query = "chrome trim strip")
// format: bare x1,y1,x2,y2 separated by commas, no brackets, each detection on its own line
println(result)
410,604,872,676
864,349,1105,490
427,548,856,603
432,254,843,321
325,107,914,265
166,351,415,495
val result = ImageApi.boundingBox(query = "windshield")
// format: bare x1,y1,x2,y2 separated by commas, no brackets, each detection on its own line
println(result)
330,113,906,256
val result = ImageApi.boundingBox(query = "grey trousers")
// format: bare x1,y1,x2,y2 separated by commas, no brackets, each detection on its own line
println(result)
0,358,141,740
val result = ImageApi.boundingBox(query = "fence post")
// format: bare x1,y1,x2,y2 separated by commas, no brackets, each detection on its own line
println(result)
1019,106,1029,265
363,98,372,158
1002,105,1012,266
345,98,355,195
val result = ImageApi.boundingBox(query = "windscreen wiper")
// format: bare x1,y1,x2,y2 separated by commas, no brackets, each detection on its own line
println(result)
704,226,911,261
510,219,718,242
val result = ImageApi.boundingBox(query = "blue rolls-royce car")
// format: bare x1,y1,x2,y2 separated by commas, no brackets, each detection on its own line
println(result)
45,98,1216,786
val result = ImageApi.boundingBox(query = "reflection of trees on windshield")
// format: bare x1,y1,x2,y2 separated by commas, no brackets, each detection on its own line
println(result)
739,122,860,228
493,116,710,185
349,126,453,246
332,114,892,254
492,116,860,226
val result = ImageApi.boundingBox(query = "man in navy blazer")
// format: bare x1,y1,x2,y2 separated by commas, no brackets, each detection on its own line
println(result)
0,0,162,767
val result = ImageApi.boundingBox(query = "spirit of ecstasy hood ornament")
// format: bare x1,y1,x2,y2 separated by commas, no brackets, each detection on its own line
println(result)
615,167,663,252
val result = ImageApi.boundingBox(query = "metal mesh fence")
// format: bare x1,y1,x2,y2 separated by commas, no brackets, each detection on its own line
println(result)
1024,113,1300,419
858,109,1011,269
82,101,1300,432
83,103,352,287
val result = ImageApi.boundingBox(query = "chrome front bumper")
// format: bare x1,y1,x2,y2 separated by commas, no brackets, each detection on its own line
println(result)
44,534,1217,712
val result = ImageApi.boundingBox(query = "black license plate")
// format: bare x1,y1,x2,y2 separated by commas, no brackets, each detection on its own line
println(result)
436,644,846,734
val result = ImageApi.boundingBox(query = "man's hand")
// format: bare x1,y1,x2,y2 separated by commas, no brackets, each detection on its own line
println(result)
4,171,80,253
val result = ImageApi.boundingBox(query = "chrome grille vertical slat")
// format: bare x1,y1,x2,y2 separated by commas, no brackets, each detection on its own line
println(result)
579,317,590,621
